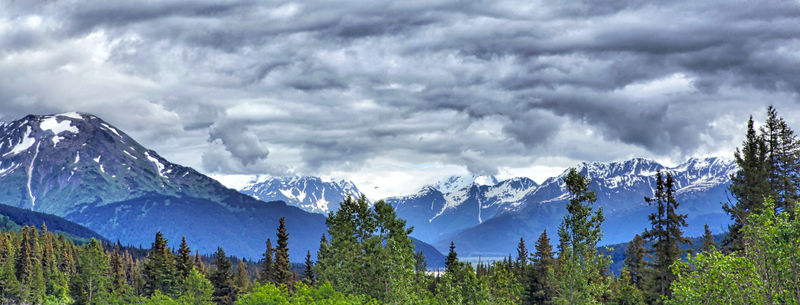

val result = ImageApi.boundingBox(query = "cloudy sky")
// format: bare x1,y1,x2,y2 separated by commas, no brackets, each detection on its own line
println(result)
1,0,798,198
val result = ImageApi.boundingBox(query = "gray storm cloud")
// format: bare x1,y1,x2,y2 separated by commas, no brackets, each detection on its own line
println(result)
0,0,798,177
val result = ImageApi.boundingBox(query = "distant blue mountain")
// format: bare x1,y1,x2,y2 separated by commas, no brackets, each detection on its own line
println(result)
388,158,736,257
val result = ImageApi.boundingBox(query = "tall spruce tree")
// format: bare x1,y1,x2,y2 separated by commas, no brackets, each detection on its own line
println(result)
701,224,716,253
176,236,193,280
516,237,528,278
142,232,179,297
641,171,690,303
623,234,646,291
110,244,127,295
259,238,274,284
445,241,458,273
302,251,315,286
724,116,770,251
274,217,293,289
526,230,555,305
209,247,235,305
762,106,800,214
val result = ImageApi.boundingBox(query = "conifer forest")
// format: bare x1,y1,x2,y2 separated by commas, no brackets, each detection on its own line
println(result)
0,106,798,304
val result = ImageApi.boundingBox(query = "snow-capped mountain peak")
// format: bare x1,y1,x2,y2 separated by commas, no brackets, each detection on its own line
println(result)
240,176,366,214
430,174,499,194
0,113,231,215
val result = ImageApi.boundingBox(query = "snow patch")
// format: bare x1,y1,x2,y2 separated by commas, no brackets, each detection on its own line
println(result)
40,116,78,135
124,150,137,159
145,151,167,178
0,161,17,177
4,126,36,156
100,122,122,137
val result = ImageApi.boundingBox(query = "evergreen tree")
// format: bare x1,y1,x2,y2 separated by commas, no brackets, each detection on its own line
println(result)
516,237,528,278
0,233,21,303
316,196,426,303
701,224,716,253
209,247,235,305
526,230,555,305
110,244,127,295
234,259,249,293
180,267,214,305
15,226,45,303
724,116,770,251
553,168,609,304
303,250,315,286
623,234,646,291
762,106,800,214
641,171,690,303
274,217,293,289
142,231,179,297
445,241,458,273
74,239,110,305
176,236,193,280
259,238,274,284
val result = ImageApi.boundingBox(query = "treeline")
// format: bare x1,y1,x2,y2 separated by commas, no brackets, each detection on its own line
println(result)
0,106,798,305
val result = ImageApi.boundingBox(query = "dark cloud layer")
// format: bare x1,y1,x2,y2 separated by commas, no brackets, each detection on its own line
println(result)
1,0,799,188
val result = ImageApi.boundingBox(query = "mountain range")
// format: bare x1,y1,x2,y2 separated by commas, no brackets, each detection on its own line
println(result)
0,112,736,263
0,113,445,265
390,158,735,257
234,158,736,258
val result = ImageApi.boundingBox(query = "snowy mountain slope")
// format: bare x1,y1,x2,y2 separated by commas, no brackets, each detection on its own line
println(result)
240,176,365,214
436,157,737,257
387,175,538,241
0,113,328,259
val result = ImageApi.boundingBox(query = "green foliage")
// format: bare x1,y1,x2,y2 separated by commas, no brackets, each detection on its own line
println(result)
608,270,645,305
486,260,524,304
668,251,762,305
236,282,378,305
316,196,428,303
73,239,110,305
669,199,800,304
179,267,215,305
435,262,491,304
